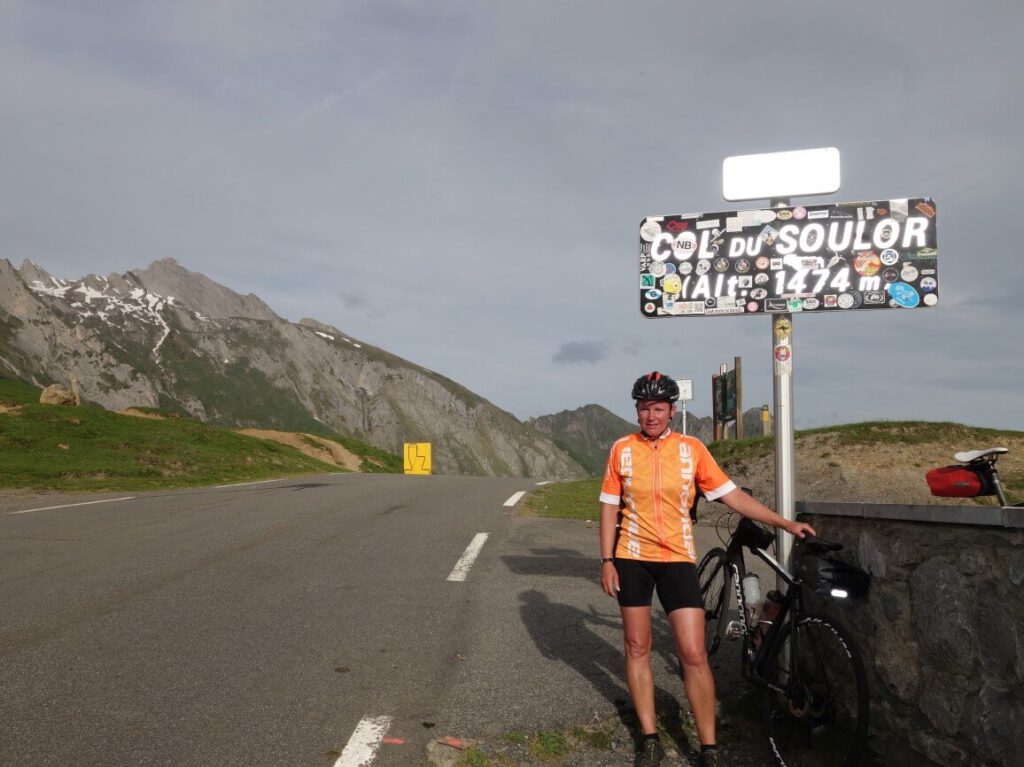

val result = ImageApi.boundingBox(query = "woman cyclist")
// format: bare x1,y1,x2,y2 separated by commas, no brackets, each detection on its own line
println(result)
599,371,814,767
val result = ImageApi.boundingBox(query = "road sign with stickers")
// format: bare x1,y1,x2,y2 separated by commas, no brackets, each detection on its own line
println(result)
638,198,937,317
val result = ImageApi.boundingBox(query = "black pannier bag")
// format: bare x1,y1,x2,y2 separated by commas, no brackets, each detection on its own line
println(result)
925,465,995,498
796,550,871,599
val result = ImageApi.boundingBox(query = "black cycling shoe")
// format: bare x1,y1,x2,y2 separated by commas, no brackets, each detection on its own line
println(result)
696,747,721,767
638,736,665,766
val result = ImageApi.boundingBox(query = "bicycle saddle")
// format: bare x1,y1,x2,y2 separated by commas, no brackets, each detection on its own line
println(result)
801,536,843,554
953,447,1007,463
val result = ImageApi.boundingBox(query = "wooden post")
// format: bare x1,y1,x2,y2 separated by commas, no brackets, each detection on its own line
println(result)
734,355,743,439
711,373,719,440
719,363,728,440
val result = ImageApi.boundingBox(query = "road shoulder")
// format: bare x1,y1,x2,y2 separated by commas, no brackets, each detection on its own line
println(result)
438,516,773,765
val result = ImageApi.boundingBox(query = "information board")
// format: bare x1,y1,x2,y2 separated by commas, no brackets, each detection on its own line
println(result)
676,378,693,402
712,370,736,421
639,198,937,317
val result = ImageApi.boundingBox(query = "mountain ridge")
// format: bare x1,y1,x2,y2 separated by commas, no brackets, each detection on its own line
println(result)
529,403,774,476
0,258,586,479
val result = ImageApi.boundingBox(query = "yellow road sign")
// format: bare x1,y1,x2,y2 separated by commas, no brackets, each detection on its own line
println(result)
403,443,432,475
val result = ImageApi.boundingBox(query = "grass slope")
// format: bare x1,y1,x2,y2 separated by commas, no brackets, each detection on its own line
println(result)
0,378,401,491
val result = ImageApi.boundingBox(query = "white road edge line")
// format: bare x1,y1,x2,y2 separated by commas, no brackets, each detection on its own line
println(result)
535,480,553,486
214,478,284,489
503,490,527,507
8,496,136,515
447,533,489,582
334,715,392,767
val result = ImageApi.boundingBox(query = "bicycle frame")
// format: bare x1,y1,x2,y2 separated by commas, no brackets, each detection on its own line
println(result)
703,515,872,766
721,531,805,691
982,458,1011,507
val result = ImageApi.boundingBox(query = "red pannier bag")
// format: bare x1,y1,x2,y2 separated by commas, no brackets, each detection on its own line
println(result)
926,465,993,498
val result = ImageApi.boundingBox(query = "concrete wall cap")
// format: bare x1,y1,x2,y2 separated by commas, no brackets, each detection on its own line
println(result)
797,501,1024,529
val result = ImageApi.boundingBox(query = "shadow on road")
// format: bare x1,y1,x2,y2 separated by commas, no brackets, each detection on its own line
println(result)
501,547,601,582
515,576,699,761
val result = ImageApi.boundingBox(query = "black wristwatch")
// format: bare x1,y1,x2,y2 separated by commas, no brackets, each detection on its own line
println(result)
601,557,614,564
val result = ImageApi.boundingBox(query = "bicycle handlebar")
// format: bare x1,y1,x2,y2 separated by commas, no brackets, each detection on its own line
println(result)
800,536,843,554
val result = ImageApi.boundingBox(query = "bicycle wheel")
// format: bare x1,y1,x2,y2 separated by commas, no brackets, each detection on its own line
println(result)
697,547,729,657
761,614,869,767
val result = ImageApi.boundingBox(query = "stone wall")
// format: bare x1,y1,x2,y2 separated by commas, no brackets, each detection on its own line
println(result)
796,502,1024,766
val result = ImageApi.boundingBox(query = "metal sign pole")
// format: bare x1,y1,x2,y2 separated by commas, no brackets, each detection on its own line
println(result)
676,378,692,436
770,196,796,586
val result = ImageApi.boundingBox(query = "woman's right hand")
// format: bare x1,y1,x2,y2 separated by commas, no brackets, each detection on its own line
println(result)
601,561,619,597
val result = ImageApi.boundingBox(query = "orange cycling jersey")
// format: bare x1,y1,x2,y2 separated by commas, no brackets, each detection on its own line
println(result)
600,430,735,563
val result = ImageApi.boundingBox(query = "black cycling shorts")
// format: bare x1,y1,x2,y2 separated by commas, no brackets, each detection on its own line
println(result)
614,558,702,613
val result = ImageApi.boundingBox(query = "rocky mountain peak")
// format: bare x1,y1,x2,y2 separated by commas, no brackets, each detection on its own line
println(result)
298,318,348,338
529,404,636,476
18,259,56,286
131,258,280,321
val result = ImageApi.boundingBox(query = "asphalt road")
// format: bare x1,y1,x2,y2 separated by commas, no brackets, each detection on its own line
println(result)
0,474,767,766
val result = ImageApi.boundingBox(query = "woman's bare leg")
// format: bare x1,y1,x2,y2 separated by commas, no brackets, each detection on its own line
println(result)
668,607,716,746
621,605,657,734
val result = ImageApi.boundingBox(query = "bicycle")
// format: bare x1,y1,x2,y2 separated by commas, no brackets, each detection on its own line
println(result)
926,446,1021,507
697,513,870,767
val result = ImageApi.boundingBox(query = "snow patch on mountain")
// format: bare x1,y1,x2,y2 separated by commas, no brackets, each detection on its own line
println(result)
27,277,177,359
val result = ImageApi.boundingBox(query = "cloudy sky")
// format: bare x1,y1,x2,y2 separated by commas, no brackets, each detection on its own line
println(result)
2,2,1022,431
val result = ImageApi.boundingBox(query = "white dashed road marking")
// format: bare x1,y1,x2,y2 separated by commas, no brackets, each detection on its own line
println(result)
447,533,489,582
214,478,284,489
7,497,136,515
334,715,392,767
503,491,527,507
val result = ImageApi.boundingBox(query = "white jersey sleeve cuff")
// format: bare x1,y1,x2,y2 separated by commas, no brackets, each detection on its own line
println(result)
599,492,620,505
703,481,737,502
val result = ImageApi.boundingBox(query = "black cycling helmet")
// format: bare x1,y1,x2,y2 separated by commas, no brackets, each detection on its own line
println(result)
631,371,679,403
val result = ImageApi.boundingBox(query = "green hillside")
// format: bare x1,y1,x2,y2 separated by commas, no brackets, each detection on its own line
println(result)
523,421,1024,520
0,377,401,491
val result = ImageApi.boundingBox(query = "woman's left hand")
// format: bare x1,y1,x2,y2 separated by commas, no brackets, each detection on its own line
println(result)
601,561,620,597
784,520,816,539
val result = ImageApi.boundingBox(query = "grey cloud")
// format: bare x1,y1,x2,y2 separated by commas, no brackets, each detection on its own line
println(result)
338,291,387,318
553,341,608,365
